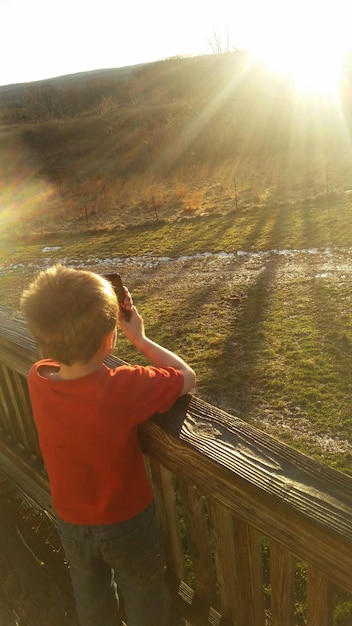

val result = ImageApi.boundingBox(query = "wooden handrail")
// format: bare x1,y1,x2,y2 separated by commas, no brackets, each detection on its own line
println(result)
140,397,352,591
0,303,352,625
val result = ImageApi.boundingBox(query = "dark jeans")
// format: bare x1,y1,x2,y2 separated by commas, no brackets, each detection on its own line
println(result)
56,501,177,626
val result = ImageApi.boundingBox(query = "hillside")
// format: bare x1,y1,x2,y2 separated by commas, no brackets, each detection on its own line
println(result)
1,52,352,238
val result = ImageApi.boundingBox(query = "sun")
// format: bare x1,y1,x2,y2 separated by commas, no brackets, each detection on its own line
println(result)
256,32,347,99
247,0,350,99
258,42,345,99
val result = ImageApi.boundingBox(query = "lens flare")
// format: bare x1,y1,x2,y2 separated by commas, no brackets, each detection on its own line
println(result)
0,139,56,237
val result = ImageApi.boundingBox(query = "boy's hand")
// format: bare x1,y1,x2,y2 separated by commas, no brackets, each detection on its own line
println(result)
121,286,133,313
119,305,196,394
118,305,145,347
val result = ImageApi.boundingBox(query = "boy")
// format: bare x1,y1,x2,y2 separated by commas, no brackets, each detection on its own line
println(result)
20,264,196,626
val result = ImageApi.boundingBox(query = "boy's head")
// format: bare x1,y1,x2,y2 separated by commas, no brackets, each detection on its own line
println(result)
20,264,118,365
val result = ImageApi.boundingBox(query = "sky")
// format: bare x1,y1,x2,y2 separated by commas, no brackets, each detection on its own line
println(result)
0,0,351,89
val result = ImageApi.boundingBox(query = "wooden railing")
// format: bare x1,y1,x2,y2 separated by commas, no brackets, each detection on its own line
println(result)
0,303,352,626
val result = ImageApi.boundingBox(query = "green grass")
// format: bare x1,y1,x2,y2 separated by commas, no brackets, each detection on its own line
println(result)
1,192,352,262
1,185,352,476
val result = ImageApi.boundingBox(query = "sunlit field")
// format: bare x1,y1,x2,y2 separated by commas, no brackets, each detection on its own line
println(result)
1,51,352,482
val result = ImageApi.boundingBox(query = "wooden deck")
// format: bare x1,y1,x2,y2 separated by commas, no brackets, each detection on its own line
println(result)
0,453,79,625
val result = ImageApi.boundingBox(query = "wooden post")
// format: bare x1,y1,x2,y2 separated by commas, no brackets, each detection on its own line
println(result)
307,567,333,626
178,480,217,602
207,500,240,624
234,177,238,210
233,517,265,626
270,540,295,626
152,195,159,221
148,459,185,580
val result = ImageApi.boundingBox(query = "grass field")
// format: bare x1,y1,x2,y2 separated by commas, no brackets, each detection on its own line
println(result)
1,188,352,477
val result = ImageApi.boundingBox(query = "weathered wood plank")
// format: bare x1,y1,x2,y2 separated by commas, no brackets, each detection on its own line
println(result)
233,518,265,626
148,459,186,581
165,568,233,626
140,403,352,595
270,540,295,626
12,368,41,456
0,334,37,376
0,365,13,433
0,469,79,626
0,364,32,449
0,427,49,495
207,501,240,624
307,567,333,626
178,480,217,603
0,446,53,515
0,595,23,626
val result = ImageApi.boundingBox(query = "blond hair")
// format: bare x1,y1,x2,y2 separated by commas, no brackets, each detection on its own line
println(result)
20,264,118,365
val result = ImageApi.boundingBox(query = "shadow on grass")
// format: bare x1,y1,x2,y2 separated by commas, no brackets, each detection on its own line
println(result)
217,257,278,416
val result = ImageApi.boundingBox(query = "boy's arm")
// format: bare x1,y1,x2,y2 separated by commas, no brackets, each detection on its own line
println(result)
118,306,196,396
135,336,196,396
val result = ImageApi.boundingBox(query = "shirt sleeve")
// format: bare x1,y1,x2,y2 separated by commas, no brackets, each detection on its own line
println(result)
110,365,184,424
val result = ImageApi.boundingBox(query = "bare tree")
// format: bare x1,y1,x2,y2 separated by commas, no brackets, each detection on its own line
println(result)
208,30,233,55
